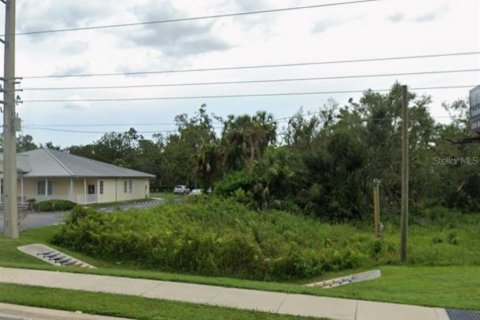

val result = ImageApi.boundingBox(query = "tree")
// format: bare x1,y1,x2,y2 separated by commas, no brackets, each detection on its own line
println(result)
0,134,38,152
41,141,61,150
69,128,142,167
219,111,277,172
17,134,37,152
429,99,480,211
160,104,218,188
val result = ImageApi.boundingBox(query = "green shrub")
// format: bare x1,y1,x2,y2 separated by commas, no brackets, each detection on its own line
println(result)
213,170,258,197
53,197,375,280
33,199,77,212
52,198,480,281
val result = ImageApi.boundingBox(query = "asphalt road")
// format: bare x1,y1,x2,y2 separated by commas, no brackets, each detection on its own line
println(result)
0,200,166,232
0,211,67,231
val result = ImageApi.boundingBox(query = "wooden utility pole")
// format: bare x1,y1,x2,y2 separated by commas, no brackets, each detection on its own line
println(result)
373,179,381,238
2,0,18,238
400,85,409,262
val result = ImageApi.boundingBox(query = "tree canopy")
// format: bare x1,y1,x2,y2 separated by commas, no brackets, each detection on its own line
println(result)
20,83,480,218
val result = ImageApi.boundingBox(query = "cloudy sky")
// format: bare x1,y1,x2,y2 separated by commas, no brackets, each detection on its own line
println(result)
3,0,480,147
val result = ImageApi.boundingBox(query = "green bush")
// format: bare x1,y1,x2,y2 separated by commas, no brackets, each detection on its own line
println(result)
214,170,258,197
33,199,77,212
52,199,480,281
53,197,377,280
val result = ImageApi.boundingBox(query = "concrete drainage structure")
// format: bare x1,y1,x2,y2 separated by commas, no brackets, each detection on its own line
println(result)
18,244,95,269
305,269,381,288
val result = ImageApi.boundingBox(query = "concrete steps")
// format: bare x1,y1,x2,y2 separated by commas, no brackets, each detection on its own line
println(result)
17,244,95,269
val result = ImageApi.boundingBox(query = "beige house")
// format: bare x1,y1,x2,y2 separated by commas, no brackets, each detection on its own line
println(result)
0,148,155,204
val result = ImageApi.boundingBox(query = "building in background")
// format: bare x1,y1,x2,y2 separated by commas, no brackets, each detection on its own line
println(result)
0,148,154,204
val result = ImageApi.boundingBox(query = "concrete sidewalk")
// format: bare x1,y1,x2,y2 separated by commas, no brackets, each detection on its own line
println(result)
0,267,449,320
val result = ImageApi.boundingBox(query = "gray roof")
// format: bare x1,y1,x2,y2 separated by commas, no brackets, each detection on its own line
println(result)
7,148,155,178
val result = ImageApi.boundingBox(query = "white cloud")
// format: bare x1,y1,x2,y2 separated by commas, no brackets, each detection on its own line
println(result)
60,41,90,55
63,95,91,111
52,64,90,77
412,6,449,23
119,0,232,57
12,0,479,147
388,13,405,23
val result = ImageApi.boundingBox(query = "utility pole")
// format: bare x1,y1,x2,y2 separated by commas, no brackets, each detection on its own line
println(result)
400,85,409,262
2,0,18,238
373,179,381,238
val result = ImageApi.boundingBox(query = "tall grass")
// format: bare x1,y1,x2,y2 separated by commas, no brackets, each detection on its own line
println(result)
53,198,480,281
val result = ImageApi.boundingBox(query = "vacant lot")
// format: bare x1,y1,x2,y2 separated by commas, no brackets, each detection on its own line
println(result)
53,197,480,281
2,197,479,311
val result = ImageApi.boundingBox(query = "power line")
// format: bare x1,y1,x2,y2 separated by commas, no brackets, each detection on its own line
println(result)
23,114,454,128
23,114,455,135
22,126,178,134
21,51,480,79
8,0,380,37
24,122,179,127
21,68,480,91
22,85,476,103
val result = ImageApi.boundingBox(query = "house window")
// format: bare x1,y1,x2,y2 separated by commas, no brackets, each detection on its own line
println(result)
37,181,53,195
129,180,133,193
88,185,95,195
99,181,104,195
124,180,128,193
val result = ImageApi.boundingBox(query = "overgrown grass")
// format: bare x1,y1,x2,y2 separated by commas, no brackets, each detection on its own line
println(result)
2,201,480,310
53,198,381,280
86,197,157,210
53,198,480,282
0,284,323,320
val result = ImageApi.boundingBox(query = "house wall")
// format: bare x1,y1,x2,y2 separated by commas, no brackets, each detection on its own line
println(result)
21,177,71,202
110,178,150,203
4,176,150,204
98,178,118,203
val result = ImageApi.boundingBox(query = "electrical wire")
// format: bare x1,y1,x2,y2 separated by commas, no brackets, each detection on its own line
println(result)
23,115,455,134
24,122,180,127
7,0,380,37
21,51,480,79
22,85,476,103
22,114,453,128
22,126,179,134
21,68,480,91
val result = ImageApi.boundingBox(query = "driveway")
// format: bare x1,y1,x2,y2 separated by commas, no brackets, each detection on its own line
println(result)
0,199,167,232
0,210,68,231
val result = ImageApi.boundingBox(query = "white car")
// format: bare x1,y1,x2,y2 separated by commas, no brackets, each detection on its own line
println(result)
189,189,203,195
173,185,189,194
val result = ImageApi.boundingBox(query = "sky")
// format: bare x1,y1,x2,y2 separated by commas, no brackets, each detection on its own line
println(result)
2,0,479,147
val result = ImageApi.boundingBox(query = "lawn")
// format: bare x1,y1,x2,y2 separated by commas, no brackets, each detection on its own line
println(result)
0,283,324,320
150,192,183,202
328,266,480,310
1,224,480,311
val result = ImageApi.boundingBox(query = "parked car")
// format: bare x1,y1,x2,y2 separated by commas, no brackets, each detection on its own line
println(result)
173,185,190,194
189,188,203,196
